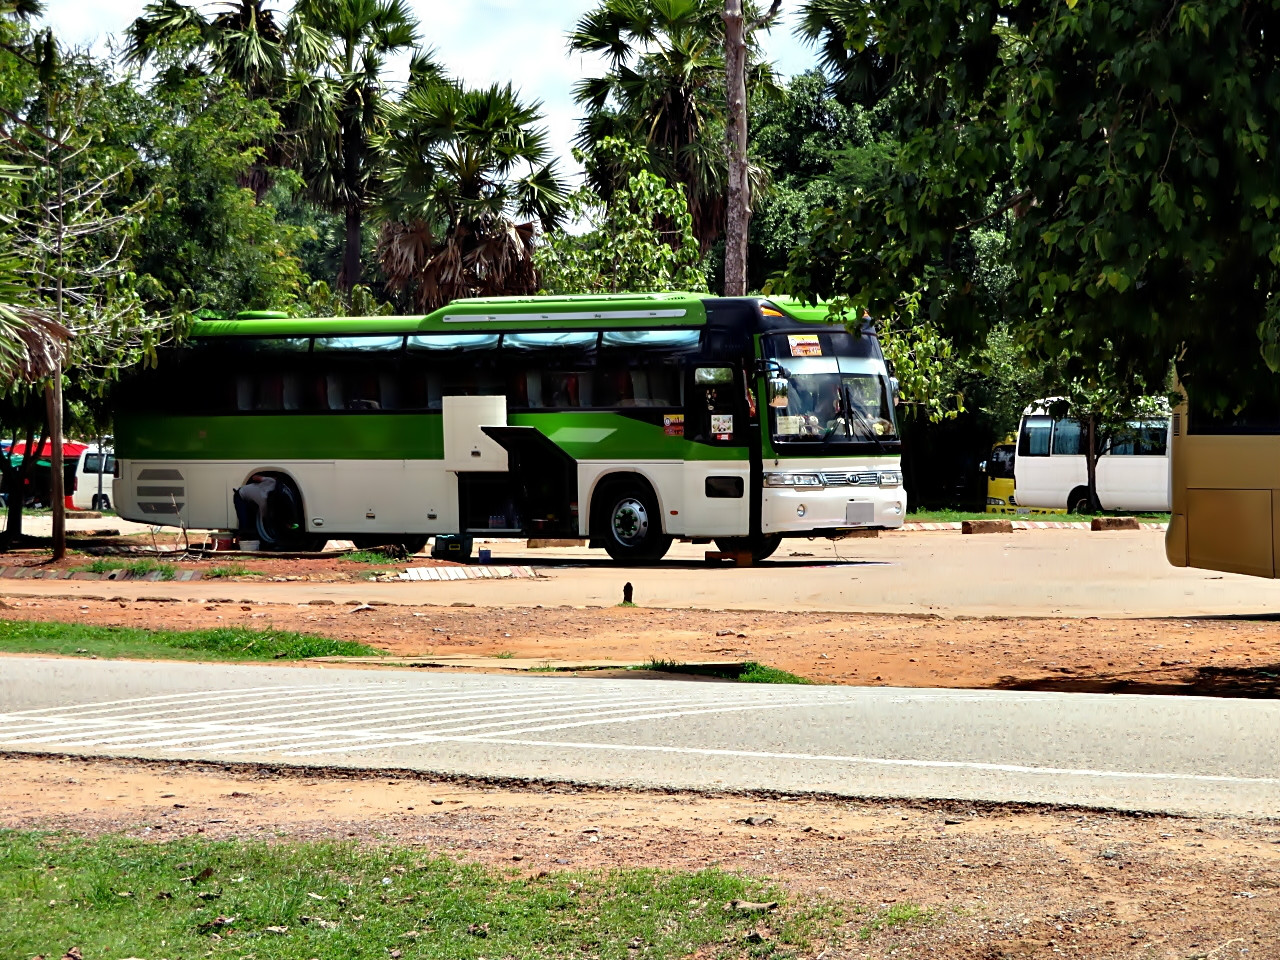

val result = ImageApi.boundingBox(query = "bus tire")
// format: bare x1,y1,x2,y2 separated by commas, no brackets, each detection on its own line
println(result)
91,494,110,510
714,534,783,563
255,473,324,551
1067,486,1094,514
594,479,671,564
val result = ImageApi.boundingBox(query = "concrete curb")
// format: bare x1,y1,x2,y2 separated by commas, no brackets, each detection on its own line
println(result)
901,521,1169,532
395,565,538,581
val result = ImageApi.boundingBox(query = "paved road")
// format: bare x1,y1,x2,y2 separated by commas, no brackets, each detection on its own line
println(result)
5,529,1280,617
1,657,1276,818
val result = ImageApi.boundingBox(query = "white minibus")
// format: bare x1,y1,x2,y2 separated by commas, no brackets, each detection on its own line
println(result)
1013,403,1171,513
71,444,115,511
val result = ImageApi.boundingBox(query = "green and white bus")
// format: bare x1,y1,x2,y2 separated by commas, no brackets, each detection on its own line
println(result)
114,293,906,562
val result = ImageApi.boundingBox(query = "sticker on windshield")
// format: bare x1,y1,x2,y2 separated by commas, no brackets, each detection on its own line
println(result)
711,414,734,439
663,414,684,437
788,334,822,357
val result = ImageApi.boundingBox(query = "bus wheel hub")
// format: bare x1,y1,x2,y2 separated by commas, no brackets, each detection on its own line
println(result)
612,499,649,544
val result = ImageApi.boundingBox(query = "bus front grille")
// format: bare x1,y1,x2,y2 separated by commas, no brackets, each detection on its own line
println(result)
818,472,880,486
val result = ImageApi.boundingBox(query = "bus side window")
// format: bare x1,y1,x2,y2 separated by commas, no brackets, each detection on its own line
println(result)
1051,418,1083,455
1018,416,1052,456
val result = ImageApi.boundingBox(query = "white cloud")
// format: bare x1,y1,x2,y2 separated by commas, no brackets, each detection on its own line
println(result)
39,0,820,182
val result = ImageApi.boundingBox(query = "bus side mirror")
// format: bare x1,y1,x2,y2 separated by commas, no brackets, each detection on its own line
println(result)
978,460,987,474
889,376,900,399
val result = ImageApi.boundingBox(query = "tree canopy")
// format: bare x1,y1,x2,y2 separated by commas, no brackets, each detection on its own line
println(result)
780,0,1280,424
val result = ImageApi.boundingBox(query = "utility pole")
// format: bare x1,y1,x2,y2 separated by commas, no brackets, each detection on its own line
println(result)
723,0,781,296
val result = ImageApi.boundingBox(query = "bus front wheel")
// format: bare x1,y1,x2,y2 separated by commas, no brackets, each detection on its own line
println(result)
714,534,783,563
596,483,671,564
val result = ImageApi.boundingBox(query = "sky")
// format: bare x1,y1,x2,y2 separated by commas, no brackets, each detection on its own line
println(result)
38,0,822,185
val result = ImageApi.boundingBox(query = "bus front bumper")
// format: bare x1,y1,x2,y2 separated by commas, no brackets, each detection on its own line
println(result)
761,482,906,534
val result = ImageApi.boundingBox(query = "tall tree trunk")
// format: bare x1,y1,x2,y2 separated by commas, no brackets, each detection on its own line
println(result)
46,367,65,561
1085,415,1101,512
49,139,66,562
1,424,41,549
339,204,362,292
722,0,750,297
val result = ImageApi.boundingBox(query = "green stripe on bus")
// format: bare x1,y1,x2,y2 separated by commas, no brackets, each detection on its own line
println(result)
115,414,445,461
116,411,745,462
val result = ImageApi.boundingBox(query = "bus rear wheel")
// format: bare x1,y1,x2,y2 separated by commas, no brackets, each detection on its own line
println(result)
256,475,324,551
90,494,110,510
714,534,783,563
596,483,671,564
1067,486,1095,514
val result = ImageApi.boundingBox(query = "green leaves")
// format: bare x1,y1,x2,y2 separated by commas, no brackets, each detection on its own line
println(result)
535,139,708,296
785,0,1280,419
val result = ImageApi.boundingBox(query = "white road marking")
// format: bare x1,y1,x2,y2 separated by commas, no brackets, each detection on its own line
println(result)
277,702,797,756
0,683,778,758
472,737,1280,787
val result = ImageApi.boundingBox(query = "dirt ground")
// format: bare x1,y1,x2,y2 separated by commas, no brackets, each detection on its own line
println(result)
2,590,1279,696
0,540,457,582
1,754,1274,959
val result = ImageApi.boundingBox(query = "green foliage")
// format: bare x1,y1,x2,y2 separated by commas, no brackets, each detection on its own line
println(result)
747,70,885,290
204,562,261,577
737,661,812,685
298,280,393,317
569,0,779,249
70,557,177,578
343,549,398,565
0,832,826,960
536,140,708,295
784,0,1280,424
289,0,419,289
131,76,308,315
0,619,381,660
376,77,567,309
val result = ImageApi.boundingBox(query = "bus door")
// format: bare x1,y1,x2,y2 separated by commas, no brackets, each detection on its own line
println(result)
684,364,752,536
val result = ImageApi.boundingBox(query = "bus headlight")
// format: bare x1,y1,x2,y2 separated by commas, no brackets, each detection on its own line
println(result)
877,471,902,486
986,496,1006,506
765,473,821,487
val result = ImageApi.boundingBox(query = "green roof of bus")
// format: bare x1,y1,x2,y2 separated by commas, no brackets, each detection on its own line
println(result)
190,294,854,337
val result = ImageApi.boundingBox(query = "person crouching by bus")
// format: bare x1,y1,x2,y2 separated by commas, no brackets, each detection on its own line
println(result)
233,474,276,551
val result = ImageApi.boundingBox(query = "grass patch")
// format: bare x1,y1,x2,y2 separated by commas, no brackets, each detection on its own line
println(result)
637,659,813,685
492,651,516,659
204,563,263,579
857,902,937,940
0,620,381,662
344,550,399,565
70,557,177,579
737,662,812,685
908,508,1170,524
0,831,832,960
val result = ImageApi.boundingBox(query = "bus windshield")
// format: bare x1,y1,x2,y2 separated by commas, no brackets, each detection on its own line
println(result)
763,336,898,445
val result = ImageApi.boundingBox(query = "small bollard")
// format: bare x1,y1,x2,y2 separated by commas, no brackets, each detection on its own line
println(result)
622,582,633,604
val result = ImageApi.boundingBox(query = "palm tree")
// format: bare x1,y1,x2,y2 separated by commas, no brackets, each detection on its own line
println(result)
376,80,567,309
794,0,896,108
122,0,289,198
288,0,418,291
568,0,776,249
123,0,287,99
